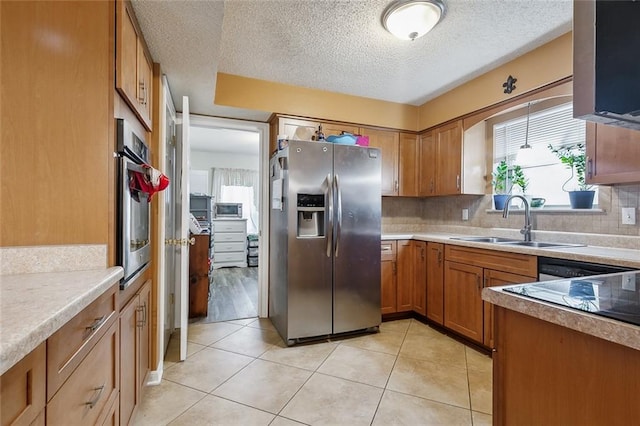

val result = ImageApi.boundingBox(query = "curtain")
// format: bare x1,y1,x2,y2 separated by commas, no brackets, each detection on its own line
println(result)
211,168,260,233
211,168,259,207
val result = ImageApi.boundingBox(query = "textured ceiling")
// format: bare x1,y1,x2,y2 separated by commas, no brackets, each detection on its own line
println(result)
132,0,572,120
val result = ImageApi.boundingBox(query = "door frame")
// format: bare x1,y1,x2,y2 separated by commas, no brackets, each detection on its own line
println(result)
189,115,270,317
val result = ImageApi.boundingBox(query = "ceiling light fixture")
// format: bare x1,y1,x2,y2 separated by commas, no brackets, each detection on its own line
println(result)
382,0,445,41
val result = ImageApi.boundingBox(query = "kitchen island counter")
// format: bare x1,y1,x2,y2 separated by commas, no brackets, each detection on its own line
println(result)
484,272,640,425
482,272,640,351
0,267,123,375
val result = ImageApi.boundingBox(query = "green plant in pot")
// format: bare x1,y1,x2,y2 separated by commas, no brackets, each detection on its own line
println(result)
492,160,510,210
512,165,529,195
548,143,595,209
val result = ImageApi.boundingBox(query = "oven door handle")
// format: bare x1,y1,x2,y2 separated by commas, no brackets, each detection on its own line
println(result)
119,146,147,166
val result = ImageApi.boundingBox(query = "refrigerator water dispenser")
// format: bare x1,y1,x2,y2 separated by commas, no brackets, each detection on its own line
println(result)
297,194,325,237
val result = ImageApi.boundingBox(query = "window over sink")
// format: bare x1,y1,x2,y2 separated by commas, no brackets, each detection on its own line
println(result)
492,101,598,207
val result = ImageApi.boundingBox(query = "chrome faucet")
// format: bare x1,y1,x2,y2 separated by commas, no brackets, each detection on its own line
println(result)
502,195,532,242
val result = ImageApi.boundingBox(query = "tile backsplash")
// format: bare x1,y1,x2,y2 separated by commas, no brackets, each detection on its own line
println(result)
382,184,640,238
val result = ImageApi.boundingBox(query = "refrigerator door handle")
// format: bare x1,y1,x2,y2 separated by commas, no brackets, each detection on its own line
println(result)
334,173,342,257
326,173,333,258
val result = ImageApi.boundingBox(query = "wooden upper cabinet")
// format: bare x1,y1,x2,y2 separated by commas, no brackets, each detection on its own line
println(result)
418,119,484,197
586,122,640,185
399,133,419,196
279,117,319,141
322,123,359,138
361,128,399,196
435,121,463,195
418,131,436,196
116,0,153,130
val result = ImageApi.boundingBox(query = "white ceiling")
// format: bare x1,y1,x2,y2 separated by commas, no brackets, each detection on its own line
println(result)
132,0,573,131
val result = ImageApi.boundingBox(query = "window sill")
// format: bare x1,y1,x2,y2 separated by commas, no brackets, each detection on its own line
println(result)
486,208,606,214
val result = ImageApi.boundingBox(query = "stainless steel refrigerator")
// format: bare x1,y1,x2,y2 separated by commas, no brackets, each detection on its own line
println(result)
269,139,381,345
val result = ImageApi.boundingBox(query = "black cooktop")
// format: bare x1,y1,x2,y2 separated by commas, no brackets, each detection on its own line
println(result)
503,271,640,326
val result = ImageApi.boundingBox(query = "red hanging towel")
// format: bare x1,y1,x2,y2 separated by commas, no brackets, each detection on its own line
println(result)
129,164,170,202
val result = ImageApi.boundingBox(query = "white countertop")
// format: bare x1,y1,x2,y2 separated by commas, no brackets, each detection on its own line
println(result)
0,267,123,375
382,232,640,269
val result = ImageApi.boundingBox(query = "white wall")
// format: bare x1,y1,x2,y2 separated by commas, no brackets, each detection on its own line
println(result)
189,150,259,195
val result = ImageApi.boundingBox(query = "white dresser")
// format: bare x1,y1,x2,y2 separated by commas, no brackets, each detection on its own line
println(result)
211,219,247,269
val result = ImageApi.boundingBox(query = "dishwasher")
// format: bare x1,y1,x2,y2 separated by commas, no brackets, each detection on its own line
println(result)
538,256,635,281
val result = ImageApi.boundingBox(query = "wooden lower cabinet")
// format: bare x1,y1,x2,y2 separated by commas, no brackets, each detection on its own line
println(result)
412,241,427,316
444,261,484,342
120,279,151,426
380,241,397,314
189,234,210,317
443,245,537,346
482,269,535,349
47,321,119,425
493,307,640,425
0,343,46,426
426,242,444,324
382,240,425,315
396,240,414,312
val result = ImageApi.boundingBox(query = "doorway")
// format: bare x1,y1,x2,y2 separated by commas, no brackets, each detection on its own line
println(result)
188,115,269,322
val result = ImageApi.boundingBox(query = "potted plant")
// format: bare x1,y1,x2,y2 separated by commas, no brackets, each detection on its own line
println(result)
492,160,510,209
512,165,529,196
548,143,595,208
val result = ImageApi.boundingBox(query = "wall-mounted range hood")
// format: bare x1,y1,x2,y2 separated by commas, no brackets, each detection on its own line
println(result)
573,0,640,131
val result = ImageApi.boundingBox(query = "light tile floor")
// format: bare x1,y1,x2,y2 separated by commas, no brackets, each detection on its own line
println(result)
133,318,492,426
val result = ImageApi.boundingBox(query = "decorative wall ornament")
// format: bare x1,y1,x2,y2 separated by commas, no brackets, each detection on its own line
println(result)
502,75,517,94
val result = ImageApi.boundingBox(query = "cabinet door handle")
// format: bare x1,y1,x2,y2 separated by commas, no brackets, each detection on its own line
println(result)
85,383,106,409
395,180,399,191
430,179,434,193
456,175,461,190
476,275,481,290
587,156,593,180
421,246,425,260
437,249,442,265
84,316,107,339
138,80,145,103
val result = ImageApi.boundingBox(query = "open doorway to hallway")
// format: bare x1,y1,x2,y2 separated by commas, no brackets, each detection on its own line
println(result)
187,116,269,323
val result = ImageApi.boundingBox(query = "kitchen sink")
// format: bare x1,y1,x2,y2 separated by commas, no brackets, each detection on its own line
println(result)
498,241,585,248
450,236,520,243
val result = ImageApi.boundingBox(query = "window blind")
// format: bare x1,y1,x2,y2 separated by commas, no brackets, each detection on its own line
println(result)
494,103,586,165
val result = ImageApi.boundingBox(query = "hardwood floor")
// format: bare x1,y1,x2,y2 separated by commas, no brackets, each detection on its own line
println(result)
201,267,258,323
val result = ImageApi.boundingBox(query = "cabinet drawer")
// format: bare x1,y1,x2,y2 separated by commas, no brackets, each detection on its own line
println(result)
47,284,118,399
213,220,246,233
381,241,397,262
214,251,246,263
213,241,246,253
47,321,119,425
213,232,246,243
0,343,46,426
445,244,537,278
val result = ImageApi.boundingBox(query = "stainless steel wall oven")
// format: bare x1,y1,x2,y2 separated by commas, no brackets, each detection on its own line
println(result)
116,119,151,287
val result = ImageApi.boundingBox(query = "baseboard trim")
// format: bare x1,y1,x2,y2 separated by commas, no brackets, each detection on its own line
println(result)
146,369,162,386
